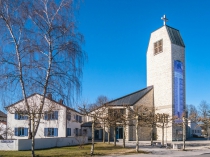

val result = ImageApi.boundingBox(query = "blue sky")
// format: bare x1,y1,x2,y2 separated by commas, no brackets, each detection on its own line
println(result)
78,0,210,106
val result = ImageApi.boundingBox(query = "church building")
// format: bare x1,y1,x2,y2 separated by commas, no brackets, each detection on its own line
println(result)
84,15,186,142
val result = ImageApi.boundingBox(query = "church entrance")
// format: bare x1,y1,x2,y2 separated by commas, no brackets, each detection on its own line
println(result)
116,127,123,139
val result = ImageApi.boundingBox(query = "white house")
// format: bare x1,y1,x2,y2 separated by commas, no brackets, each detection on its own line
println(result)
187,120,202,137
6,93,84,139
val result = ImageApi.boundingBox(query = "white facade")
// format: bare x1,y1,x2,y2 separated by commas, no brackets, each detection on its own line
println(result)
147,25,185,141
187,121,202,137
6,94,84,139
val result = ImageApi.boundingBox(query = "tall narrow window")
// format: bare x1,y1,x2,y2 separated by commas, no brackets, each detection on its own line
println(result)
67,128,71,136
154,39,163,55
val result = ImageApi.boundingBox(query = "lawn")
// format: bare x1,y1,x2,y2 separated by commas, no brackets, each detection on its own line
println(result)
0,142,147,157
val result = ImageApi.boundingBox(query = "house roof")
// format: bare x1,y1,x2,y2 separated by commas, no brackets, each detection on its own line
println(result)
0,111,6,118
5,93,82,115
0,121,7,125
106,86,153,106
81,121,92,127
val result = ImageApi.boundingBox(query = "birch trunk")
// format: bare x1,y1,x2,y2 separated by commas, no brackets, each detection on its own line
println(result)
3,18,32,139
31,115,35,157
136,116,139,152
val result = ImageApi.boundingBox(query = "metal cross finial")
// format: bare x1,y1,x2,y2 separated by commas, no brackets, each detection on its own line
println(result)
161,15,168,26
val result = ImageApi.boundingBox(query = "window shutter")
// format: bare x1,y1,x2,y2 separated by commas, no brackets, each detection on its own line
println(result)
66,128,68,137
54,128,58,136
55,111,58,120
44,112,48,120
44,128,47,136
24,128,28,136
15,128,18,136
79,116,82,123
15,113,18,120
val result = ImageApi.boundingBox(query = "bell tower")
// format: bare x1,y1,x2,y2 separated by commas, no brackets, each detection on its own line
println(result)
146,15,185,141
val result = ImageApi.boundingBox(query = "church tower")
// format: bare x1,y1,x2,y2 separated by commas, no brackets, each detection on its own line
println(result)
146,15,185,141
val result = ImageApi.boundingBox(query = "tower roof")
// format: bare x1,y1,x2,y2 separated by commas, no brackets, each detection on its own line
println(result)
166,25,185,47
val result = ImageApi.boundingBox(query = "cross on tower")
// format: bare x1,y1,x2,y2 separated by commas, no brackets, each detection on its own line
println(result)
161,15,168,26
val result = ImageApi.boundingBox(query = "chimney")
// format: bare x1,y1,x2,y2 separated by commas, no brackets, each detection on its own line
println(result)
47,93,52,100
59,99,63,104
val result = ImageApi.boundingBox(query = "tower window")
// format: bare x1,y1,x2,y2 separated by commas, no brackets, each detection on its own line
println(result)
154,39,163,55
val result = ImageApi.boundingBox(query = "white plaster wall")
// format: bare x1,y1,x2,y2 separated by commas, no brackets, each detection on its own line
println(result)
147,26,173,141
66,112,83,136
146,26,185,141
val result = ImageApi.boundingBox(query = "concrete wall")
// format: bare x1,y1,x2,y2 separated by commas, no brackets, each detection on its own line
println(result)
0,136,88,151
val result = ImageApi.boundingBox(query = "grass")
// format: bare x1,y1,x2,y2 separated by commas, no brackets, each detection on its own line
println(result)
0,142,148,157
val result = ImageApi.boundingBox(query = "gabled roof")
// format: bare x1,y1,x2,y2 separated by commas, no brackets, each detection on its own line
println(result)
0,111,6,118
166,25,185,47
5,93,82,115
106,86,153,106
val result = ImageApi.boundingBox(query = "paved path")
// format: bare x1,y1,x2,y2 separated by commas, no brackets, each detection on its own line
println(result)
100,139,210,157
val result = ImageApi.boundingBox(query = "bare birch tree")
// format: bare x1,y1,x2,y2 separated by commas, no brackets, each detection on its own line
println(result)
0,1,85,156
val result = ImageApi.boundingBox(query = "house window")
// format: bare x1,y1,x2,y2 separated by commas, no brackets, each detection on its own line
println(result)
44,128,58,137
15,113,28,120
67,128,71,136
75,115,82,123
74,128,78,136
79,116,82,123
83,129,87,135
67,112,71,121
154,39,163,55
44,111,58,120
15,127,28,136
